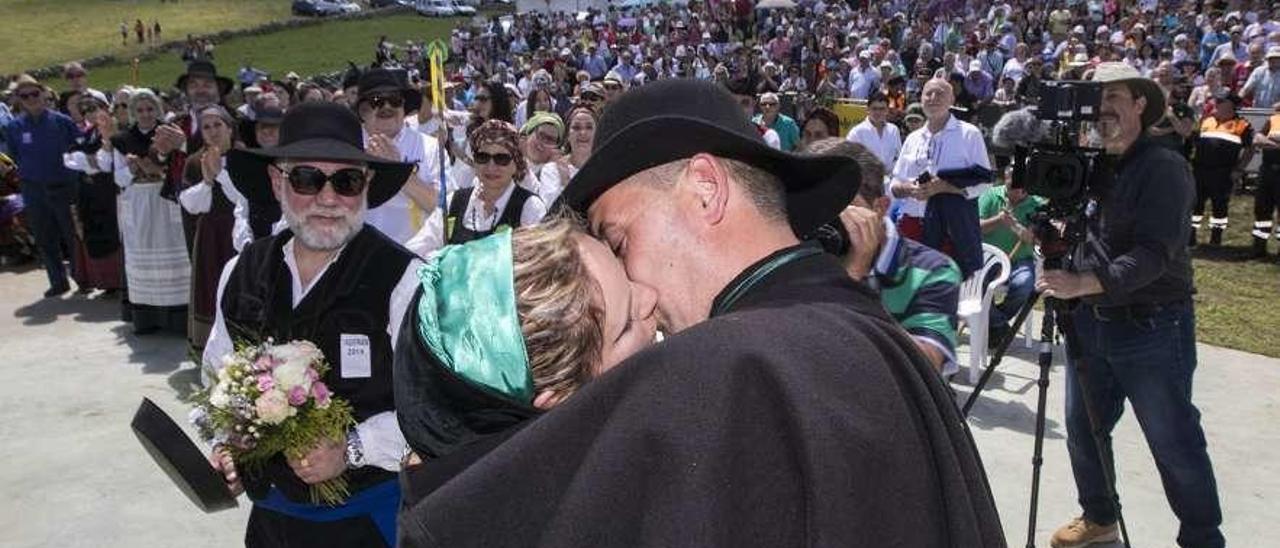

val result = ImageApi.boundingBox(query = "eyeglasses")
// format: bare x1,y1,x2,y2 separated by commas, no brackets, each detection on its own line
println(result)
759,101,779,108
366,94,404,109
474,95,491,102
533,131,560,145
473,151,514,166
17,91,42,100
79,103,100,114
278,165,369,197
603,82,623,90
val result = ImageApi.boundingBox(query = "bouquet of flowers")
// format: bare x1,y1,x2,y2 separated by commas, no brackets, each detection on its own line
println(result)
191,339,354,505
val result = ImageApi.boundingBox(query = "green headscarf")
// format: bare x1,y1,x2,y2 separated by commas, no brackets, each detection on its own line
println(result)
520,111,564,140
415,229,534,404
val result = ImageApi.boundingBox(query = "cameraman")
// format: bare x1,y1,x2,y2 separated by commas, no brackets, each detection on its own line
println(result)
1038,63,1224,548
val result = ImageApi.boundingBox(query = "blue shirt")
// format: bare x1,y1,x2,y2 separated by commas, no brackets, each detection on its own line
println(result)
3,109,80,184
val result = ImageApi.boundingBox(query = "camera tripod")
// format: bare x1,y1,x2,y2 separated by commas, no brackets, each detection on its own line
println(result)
961,286,1132,548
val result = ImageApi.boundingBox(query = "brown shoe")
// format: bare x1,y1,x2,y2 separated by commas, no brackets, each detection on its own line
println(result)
1050,516,1119,548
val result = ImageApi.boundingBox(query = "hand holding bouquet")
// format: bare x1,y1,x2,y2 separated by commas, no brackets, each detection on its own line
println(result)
192,339,355,505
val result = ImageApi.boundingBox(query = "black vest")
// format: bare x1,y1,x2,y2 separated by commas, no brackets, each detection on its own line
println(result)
220,225,415,502
446,185,533,244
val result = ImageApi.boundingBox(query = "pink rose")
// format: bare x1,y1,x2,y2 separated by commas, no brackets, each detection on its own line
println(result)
311,382,332,408
287,385,308,406
254,356,273,371
305,367,319,382
256,374,275,393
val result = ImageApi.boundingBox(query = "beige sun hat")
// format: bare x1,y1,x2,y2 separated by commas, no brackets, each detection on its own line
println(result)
1089,62,1166,128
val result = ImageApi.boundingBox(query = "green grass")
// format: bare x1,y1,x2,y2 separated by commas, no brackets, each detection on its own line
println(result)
0,0,293,75
1190,193,1280,358
78,13,460,92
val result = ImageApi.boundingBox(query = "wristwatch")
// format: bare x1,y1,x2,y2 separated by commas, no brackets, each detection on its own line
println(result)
344,429,365,470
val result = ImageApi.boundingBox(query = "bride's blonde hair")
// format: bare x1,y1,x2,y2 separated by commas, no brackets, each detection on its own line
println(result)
512,216,604,401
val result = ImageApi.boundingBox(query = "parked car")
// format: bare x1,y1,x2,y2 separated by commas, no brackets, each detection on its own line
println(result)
368,0,406,6
314,0,361,14
449,0,477,15
292,0,334,16
416,0,456,17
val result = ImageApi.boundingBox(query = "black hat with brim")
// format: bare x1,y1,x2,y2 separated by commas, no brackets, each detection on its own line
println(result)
175,60,234,97
557,78,860,237
131,398,239,514
227,102,414,209
357,68,424,114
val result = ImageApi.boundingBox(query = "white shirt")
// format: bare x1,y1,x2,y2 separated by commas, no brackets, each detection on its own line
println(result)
891,114,992,218
453,179,547,233
846,119,902,174
176,160,257,252
363,125,448,245
847,64,880,99
203,236,424,472
522,162,575,206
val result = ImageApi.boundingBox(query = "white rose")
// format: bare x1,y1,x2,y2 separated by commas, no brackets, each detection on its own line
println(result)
209,383,231,408
255,389,296,425
272,358,312,393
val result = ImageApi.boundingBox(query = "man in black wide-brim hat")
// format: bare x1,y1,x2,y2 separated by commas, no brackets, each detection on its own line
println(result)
203,101,424,547
399,78,1005,547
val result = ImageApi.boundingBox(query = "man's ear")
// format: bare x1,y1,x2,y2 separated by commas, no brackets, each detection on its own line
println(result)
532,390,564,410
269,165,286,202
686,153,730,226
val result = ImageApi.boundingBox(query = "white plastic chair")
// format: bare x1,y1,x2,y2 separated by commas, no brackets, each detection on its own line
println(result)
957,244,1011,384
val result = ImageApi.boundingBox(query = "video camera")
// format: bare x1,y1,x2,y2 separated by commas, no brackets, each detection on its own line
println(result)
993,80,1110,262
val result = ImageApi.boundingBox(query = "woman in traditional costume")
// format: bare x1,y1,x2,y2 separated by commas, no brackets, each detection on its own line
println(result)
394,217,658,517
178,106,242,350
443,120,546,244
102,89,190,334
63,91,124,295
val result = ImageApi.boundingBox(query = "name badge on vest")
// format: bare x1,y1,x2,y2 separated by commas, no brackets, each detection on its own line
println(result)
340,334,372,378
22,132,33,145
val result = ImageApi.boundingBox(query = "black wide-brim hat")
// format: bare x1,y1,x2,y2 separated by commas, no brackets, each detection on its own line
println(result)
131,398,239,513
557,78,861,237
358,68,423,115
175,60,234,97
227,101,414,209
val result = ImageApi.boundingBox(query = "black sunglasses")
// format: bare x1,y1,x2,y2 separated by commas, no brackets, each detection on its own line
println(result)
366,94,404,109
474,94,491,102
278,165,369,197
473,152,514,166
17,91,42,99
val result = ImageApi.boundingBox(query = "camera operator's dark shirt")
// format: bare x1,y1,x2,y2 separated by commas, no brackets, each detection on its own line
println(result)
1074,137,1195,307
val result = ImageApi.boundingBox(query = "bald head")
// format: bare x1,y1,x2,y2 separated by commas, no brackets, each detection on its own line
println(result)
921,78,955,122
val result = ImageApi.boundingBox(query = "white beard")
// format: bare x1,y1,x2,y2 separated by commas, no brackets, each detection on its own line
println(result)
282,197,367,251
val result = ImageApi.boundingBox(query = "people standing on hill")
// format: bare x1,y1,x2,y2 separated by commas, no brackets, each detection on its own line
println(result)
135,19,145,44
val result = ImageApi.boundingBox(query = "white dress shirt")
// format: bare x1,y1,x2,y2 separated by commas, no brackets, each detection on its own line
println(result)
846,119,903,173
364,125,448,244
891,114,992,218
203,236,423,472
453,179,547,233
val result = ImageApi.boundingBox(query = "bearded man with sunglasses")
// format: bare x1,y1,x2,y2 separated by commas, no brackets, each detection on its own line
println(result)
206,102,424,547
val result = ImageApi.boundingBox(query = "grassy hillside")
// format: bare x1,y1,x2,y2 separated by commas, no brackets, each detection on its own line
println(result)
79,13,458,91
0,0,296,74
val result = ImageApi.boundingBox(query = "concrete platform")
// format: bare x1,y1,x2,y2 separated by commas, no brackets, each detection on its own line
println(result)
0,264,1274,547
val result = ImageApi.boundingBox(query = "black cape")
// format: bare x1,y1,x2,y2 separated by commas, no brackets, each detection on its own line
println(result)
399,246,1005,547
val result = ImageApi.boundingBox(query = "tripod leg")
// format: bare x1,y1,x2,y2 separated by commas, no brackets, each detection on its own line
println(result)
1053,302,1132,548
962,291,1041,416
1024,307,1055,548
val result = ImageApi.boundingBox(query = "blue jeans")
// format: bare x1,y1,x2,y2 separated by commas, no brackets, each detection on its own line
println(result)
21,180,78,290
990,257,1035,327
1064,300,1224,548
